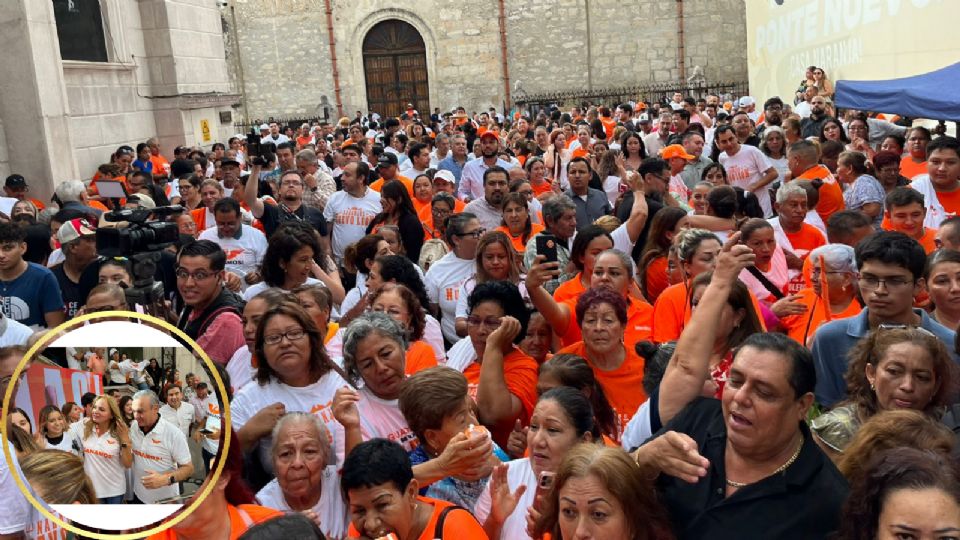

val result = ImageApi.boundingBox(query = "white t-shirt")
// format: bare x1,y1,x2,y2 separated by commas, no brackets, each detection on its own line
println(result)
199,224,268,284
226,346,256,394
261,134,291,145
119,359,147,384
201,402,223,455
44,430,82,455
424,252,476,343
243,277,325,302
444,337,477,372
0,441,30,535
603,175,622,207
423,315,446,363
323,188,382,262
475,458,537,540
620,399,653,451
159,402,197,439
719,145,774,217
130,417,192,503
191,394,218,424
230,371,348,474
108,357,126,384
357,387,419,452
70,420,127,499
0,316,32,347
255,468,348,540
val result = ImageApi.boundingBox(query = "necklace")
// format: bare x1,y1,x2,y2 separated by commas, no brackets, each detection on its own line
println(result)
726,438,804,488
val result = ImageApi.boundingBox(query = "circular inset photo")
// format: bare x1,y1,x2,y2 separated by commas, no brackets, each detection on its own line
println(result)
1,314,230,538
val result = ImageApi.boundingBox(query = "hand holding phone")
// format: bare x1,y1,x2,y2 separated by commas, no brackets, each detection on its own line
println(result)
536,233,559,264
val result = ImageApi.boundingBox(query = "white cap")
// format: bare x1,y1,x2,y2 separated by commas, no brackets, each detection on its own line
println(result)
109,348,118,356
433,170,456,184
739,96,756,108
258,123,269,131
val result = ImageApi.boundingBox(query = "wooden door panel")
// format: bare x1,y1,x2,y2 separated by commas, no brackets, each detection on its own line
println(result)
363,20,429,118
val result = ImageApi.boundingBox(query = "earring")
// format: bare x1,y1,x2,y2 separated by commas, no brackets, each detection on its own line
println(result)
870,382,875,391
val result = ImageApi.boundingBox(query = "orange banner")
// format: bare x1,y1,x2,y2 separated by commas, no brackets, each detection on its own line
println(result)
13,363,102,427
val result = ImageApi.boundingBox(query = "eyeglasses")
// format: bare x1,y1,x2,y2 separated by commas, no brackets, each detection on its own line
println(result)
877,323,936,338
175,268,217,282
280,181,303,187
264,328,307,346
373,307,408,319
811,268,848,278
456,228,486,239
178,184,194,190
858,275,914,290
466,316,502,329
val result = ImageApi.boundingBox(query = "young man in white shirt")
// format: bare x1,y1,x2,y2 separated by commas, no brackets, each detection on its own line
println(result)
715,125,778,217
158,384,197,439
119,355,149,391
322,161,382,264
130,390,194,504
198,197,267,288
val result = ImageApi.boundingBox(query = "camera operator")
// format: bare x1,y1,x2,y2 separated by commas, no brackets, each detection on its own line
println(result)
50,218,99,319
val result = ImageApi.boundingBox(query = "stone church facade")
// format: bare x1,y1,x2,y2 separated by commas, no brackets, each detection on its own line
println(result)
225,0,749,122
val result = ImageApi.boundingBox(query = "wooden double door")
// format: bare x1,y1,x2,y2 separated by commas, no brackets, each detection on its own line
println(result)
363,20,430,119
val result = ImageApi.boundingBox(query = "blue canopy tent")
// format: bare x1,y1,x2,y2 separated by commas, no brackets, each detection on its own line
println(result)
834,62,960,121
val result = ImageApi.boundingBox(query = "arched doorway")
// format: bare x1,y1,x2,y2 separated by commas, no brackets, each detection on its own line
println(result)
362,20,429,119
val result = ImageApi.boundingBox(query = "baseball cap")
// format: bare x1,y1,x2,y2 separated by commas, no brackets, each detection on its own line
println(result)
433,170,456,185
57,217,96,245
377,153,398,168
4,174,26,189
739,96,756,108
637,113,651,124
258,123,269,131
661,144,695,161
220,157,241,168
479,131,499,141
635,102,648,111
128,194,156,209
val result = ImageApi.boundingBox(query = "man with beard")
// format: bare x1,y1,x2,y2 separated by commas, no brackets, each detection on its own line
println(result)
732,111,761,147
323,162,382,264
679,131,713,190
565,157,611,230
464,166,510,230
800,96,829,139
756,97,784,138
458,131,512,202
244,167,325,239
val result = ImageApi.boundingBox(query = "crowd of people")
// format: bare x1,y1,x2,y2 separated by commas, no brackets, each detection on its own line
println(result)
2,66,960,538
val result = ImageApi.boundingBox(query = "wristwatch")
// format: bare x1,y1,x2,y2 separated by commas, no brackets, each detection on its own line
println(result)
169,474,176,485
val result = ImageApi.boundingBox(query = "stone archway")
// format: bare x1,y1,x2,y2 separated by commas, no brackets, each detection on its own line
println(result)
362,19,430,119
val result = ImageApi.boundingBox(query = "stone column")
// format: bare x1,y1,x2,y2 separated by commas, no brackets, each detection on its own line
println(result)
0,0,79,200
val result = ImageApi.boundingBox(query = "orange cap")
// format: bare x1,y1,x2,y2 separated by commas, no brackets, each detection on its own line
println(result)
636,102,647,110
723,101,733,111
661,144,695,160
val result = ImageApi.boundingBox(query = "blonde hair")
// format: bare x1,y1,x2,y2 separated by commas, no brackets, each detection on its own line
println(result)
593,215,622,233
83,395,125,442
20,449,97,504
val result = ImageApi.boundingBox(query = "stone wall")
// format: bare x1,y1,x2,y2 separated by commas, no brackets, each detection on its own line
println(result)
0,119,9,181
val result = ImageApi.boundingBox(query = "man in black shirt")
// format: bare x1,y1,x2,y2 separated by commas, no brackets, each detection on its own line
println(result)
50,218,99,318
244,166,325,239
617,158,669,261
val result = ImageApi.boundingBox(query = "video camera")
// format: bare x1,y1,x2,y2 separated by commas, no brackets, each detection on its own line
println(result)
94,180,182,307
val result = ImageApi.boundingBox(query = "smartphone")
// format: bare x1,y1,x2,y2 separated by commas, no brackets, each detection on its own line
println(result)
536,233,558,264
246,131,261,158
534,471,556,510
200,428,213,435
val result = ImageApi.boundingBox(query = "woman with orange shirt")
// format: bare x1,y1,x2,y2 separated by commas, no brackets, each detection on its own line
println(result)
901,127,932,180
638,207,688,303
369,282,439,373
553,288,649,440
419,191,457,243
780,244,861,346
343,439,487,540
570,126,592,159
454,232,529,337
529,249,653,354
524,157,553,199
495,192,543,256
412,173,434,217
552,225,614,304
651,228,722,343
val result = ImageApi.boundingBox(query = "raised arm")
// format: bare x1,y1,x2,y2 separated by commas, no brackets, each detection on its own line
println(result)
477,317,524,429
657,233,755,425
623,171,649,243
525,256,572,333
244,164,266,218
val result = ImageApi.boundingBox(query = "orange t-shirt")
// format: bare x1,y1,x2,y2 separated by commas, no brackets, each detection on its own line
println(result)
881,220,938,254
149,504,281,540
462,347,538,446
417,199,467,242
572,147,590,159
531,180,553,197
900,158,928,180
406,340,439,375
296,135,313,148
557,341,647,439
784,223,826,294
935,188,960,217
496,223,545,254
557,295,653,351
553,273,587,305
347,496,486,539
643,256,670,303
780,287,862,347
652,280,767,343
413,196,432,217
369,175,415,198
149,154,170,177
600,118,616,141
796,165,844,222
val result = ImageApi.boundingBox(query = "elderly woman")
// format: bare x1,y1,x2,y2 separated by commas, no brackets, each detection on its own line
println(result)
780,244,862,346
230,301,350,474
368,283,438,373
398,366,508,511
425,212,483,345
632,233,848,538
255,412,348,540
341,439,488,539
244,221,343,303
454,231,529,337
478,387,602,539
528,248,653,353
811,327,954,460
445,281,537,447
533,445,673,540
838,151,884,226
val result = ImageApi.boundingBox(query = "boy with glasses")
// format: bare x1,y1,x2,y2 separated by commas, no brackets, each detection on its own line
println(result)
175,240,244,364
810,231,957,407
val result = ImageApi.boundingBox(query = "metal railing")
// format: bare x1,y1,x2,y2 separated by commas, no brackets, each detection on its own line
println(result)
233,115,328,134
514,80,750,116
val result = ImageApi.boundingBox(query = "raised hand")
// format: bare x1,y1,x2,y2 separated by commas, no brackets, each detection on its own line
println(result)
488,463,527,526
333,386,361,429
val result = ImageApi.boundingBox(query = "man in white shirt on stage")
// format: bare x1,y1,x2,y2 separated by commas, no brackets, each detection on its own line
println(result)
158,384,197,439
130,390,194,504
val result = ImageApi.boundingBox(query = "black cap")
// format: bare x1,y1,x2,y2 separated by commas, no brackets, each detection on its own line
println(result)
220,157,241,168
5,174,26,188
377,153,398,168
